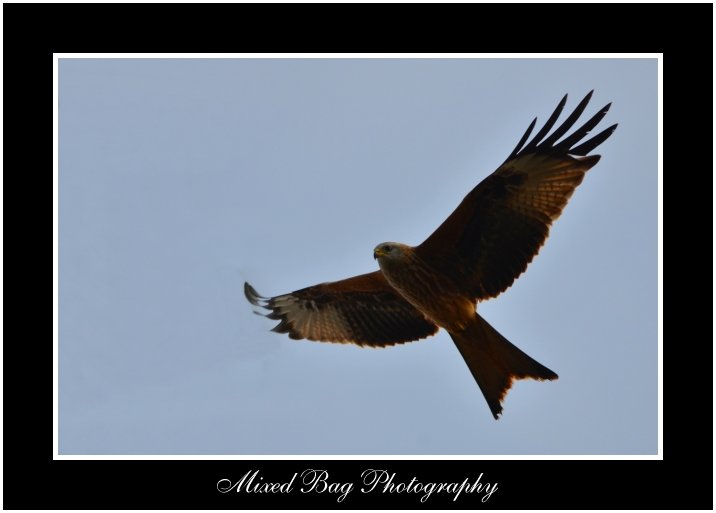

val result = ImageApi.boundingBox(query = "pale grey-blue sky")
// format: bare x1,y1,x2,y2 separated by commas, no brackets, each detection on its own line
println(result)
59,58,657,454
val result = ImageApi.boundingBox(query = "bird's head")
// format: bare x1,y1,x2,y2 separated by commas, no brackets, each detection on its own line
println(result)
373,242,410,262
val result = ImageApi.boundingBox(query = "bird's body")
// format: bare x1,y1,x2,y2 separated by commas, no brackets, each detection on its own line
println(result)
245,91,617,419
374,243,476,332
372,241,559,416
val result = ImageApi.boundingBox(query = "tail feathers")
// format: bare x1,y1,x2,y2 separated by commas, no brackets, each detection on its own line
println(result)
449,314,557,419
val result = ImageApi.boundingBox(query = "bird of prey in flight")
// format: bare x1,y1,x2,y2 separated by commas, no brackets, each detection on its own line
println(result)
245,91,617,419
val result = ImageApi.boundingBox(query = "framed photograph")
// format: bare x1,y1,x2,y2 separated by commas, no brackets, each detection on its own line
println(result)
6,3,706,510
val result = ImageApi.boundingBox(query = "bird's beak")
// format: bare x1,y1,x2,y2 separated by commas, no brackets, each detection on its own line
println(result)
373,247,383,260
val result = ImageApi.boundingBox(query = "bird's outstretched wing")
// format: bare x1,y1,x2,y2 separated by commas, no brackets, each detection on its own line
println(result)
245,271,439,347
416,91,617,300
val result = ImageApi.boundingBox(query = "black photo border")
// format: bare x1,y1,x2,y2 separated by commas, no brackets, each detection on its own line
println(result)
5,2,711,510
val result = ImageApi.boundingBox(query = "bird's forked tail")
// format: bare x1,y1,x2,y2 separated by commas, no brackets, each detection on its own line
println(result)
449,313,558,419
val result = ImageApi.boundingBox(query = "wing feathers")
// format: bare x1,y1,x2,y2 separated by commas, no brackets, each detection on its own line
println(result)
539,90,594,148
417,92,616,300
517,93,568,157
244,272,439,347
506,117,537,163
553,102,612,153
570,124,618,156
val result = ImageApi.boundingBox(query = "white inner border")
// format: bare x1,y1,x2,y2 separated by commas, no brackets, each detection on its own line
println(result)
53,53,663,461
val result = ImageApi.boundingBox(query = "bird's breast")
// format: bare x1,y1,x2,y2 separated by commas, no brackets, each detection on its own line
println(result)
379,255,476,332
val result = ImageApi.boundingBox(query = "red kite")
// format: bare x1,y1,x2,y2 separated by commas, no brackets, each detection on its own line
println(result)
245,91,616,419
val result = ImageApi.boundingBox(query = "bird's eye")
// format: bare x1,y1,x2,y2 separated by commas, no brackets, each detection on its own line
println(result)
383,245,392,252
